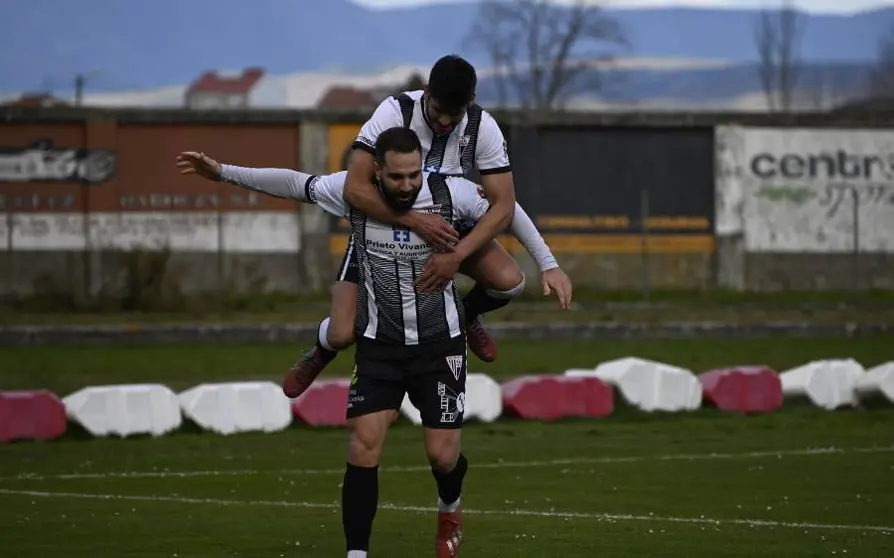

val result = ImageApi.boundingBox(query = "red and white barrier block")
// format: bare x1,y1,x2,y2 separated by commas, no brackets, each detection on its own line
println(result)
779,359,863,410
855,362,894,404
0,390,68,442
63,384,181,437
699,366,783,413
501,374,614,421
178,381,292,435
566,357,702,412
291,379,351,427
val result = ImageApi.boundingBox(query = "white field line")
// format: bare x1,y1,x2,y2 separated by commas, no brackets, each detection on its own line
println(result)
0,488,892,534
1,444,892,482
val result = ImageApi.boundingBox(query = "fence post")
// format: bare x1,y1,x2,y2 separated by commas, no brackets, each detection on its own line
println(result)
852,187,859,290
4,199,12,297
297,120,332,293
217,192,226,308
640,189,651,302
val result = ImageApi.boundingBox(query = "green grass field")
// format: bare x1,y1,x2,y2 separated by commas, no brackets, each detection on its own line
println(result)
4,289,894,325
1,338,893,556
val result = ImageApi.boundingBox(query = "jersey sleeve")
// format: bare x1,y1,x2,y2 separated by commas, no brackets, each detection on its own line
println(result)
219,165,310,201
306,171,349,217
352,96,404,154
475,111,512,175
449,177,491,221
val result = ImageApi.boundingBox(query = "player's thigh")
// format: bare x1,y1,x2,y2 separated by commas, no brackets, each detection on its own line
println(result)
327,281,358,349
459,239,524,291
346,350,407,465
328,238,360,349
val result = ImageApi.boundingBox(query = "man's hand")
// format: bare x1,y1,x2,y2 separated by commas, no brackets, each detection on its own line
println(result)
416,252,463,292
409,212,459,251
176,152,222,181
540,267,573,310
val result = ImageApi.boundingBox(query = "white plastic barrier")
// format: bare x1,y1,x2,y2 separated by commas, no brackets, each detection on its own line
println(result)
178,381,292,435
854,362,894,403
63,384,182,437
465,373,503,423
779,359,863,410
399,373,502,425
566,357,702,412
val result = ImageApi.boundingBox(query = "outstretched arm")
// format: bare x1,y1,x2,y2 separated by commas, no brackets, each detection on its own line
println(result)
220,164,314,201
176,151,346,216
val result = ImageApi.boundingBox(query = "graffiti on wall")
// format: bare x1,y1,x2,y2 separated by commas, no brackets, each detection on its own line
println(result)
0,139,116,183
716,125,894,253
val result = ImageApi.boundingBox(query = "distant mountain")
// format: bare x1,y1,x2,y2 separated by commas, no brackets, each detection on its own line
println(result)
474,61,872,107
2,0,892,94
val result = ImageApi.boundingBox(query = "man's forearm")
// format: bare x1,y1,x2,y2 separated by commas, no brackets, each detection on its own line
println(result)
510,203,558,272
344,179,416,228
453,199,514,259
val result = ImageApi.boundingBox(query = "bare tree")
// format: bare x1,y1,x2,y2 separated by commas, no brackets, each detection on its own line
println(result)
466,0,627,111
753,2,805,112
868,28,894,98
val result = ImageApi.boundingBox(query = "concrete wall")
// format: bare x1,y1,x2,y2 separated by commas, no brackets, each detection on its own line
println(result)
2,106,893,297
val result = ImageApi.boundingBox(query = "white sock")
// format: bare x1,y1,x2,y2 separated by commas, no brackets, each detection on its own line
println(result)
438,496,461,513
318,317,335,352
347,551,367,558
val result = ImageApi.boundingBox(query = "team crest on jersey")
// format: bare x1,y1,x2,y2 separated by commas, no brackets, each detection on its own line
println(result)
458,134,472,158
445,355,464,381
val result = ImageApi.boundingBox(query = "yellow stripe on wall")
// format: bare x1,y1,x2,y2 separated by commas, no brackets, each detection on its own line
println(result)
328,233,715,255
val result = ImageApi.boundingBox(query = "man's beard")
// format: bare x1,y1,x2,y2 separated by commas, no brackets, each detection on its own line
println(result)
377,181,420,212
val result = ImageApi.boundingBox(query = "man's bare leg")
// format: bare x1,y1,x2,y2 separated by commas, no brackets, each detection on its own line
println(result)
458,240,526,363
342,410,393,556
282,281,357,398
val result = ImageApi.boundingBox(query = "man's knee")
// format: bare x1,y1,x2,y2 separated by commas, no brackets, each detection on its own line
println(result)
348,413,391,467
424,430,461,473
486,272,526,300
469,242,525,292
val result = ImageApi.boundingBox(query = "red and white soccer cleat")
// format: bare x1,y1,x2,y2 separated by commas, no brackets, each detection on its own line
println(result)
435,509,464,557
466,316,497,363
281,346,334,398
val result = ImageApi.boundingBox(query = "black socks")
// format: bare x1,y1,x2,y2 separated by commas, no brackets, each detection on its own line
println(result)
462,284,511,323
342,463,379,552
431,453,468,507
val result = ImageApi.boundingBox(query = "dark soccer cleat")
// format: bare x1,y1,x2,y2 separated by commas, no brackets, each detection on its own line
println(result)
281,346,336,398
435,509,464,557
466,315,497,363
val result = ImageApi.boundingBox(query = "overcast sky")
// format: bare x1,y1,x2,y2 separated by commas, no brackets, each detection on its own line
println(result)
353,0,894,14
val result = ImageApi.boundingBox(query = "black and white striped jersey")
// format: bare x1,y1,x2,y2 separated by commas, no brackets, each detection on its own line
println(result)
348,173,490,346
352,90,511,178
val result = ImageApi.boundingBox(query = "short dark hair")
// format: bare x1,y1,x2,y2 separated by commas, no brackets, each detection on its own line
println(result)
427,54,477,113
374,127,423,166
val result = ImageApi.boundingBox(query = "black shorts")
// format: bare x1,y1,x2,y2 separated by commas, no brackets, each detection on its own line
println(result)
347,336,468,429
336,233,359,284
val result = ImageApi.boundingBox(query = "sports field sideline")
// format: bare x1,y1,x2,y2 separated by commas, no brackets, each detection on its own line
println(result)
1,337,892,556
